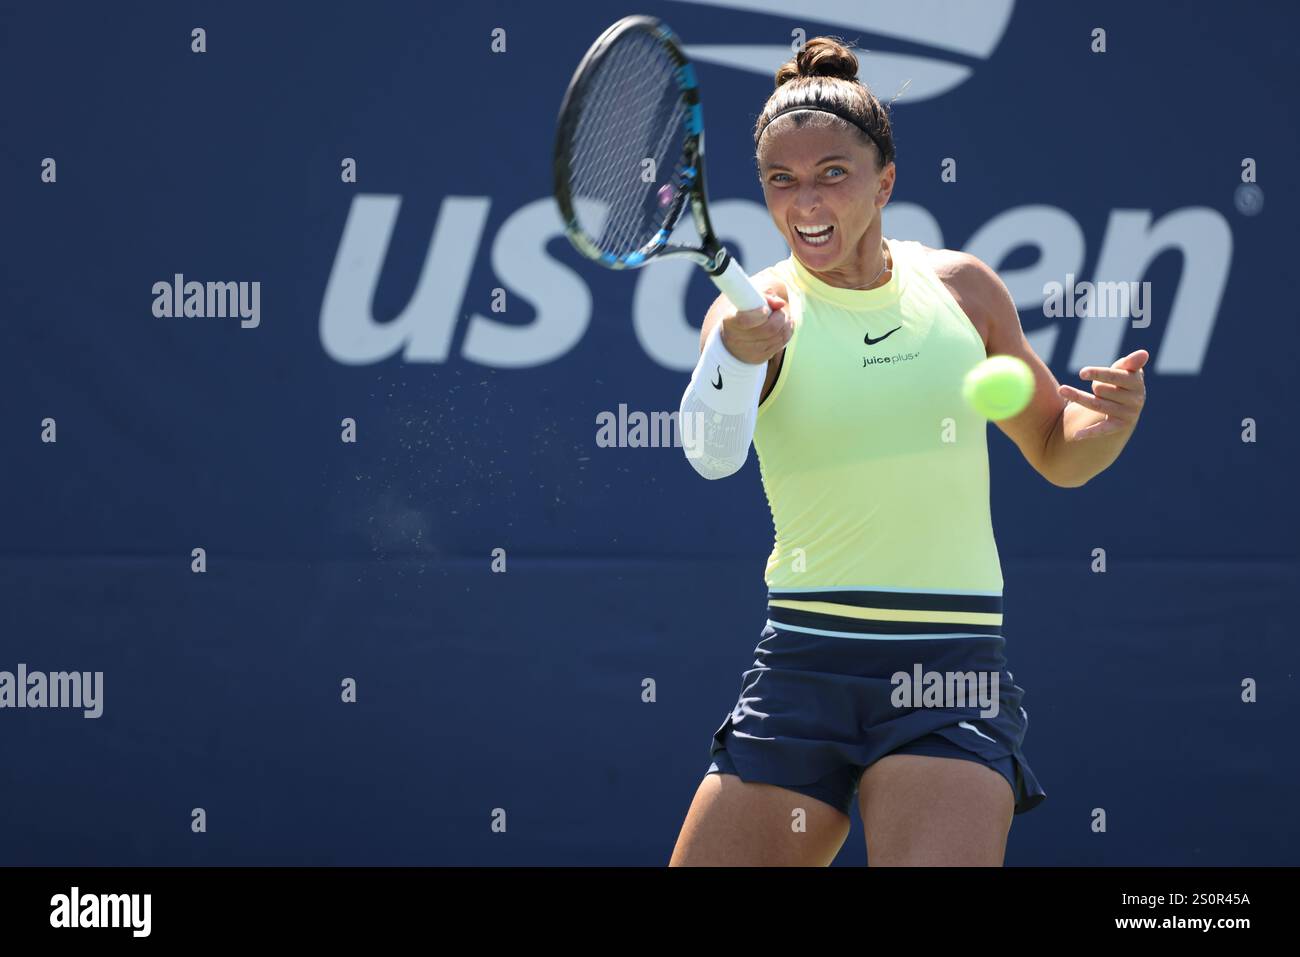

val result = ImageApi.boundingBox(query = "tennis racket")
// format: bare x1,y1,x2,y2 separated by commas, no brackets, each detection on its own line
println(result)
552,15,770,315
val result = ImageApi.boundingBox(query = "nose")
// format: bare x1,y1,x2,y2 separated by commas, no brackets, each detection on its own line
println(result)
793,185,821,216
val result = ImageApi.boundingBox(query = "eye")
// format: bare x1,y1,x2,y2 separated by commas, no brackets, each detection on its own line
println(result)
825,166,847,178
770,172,791,184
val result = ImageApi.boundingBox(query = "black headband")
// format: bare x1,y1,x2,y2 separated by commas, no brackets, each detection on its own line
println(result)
758,102,893,165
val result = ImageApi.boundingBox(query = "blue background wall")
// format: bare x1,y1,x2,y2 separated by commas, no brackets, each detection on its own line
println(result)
1,0,1295,864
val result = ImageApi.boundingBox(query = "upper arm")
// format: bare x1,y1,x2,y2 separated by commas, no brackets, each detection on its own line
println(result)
934,251,1069,485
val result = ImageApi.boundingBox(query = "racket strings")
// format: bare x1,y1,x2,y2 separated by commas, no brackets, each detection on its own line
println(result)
565,31,691,259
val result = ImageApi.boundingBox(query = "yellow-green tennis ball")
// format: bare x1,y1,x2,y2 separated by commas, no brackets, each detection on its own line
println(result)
963,355,1034,420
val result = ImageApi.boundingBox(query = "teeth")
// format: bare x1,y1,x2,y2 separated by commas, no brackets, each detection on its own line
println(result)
796,224,833,246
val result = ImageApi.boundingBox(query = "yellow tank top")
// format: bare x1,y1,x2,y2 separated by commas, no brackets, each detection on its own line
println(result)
754,237,1005,639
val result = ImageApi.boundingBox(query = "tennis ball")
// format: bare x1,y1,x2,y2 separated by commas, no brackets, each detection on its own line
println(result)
962,355,1034,420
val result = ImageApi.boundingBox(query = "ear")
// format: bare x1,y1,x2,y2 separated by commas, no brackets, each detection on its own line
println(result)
875,163,897,208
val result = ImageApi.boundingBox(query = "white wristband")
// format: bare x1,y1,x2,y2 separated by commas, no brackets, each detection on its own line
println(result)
691,321,768,415
678,322,768,479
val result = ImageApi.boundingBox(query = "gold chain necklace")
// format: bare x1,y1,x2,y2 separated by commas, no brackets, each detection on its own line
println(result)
845,240,892,290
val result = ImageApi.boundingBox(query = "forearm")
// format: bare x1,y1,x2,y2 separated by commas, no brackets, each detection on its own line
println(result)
679,322,767,479
1042,402,1137,488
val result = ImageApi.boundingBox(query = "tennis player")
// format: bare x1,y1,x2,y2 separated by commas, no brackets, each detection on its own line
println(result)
670,37,1147,866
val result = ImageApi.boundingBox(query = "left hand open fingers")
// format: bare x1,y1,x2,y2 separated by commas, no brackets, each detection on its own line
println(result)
1080,366,1144,389
1086,380,1145,410
1058,384,1134,418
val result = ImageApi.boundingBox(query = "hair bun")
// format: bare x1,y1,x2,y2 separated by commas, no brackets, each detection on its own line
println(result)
775,37,860,87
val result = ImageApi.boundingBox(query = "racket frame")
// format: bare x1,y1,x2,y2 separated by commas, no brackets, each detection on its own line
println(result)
553,15,768,313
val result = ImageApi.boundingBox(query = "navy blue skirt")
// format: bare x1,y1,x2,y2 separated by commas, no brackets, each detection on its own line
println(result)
707,620,1047,817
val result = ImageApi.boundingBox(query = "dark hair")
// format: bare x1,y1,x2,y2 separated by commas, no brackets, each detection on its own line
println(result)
754,37,895,170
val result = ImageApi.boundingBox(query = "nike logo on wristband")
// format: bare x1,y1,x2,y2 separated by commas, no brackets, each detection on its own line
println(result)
712,366,723,389
865,326,901,345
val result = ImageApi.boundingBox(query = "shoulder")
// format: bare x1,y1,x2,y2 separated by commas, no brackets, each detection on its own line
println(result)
918,246,1015,343
921,246,1004,303
752,263,790,300
703,263,790,323
699,262,792,350
707,263,788,306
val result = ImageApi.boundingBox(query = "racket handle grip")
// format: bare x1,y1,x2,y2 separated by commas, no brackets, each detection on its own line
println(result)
710,255,770,314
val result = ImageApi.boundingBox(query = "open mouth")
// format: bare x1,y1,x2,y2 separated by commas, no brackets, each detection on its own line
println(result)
794,224,834,247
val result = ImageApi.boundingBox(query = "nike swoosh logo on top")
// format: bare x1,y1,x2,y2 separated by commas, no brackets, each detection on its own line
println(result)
711,365,722,389
864,326,901,346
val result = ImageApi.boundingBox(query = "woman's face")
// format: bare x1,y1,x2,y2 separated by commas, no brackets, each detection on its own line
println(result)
758,119,896,284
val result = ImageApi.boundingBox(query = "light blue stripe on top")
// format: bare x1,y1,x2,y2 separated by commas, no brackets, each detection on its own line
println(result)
767,620,995,641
